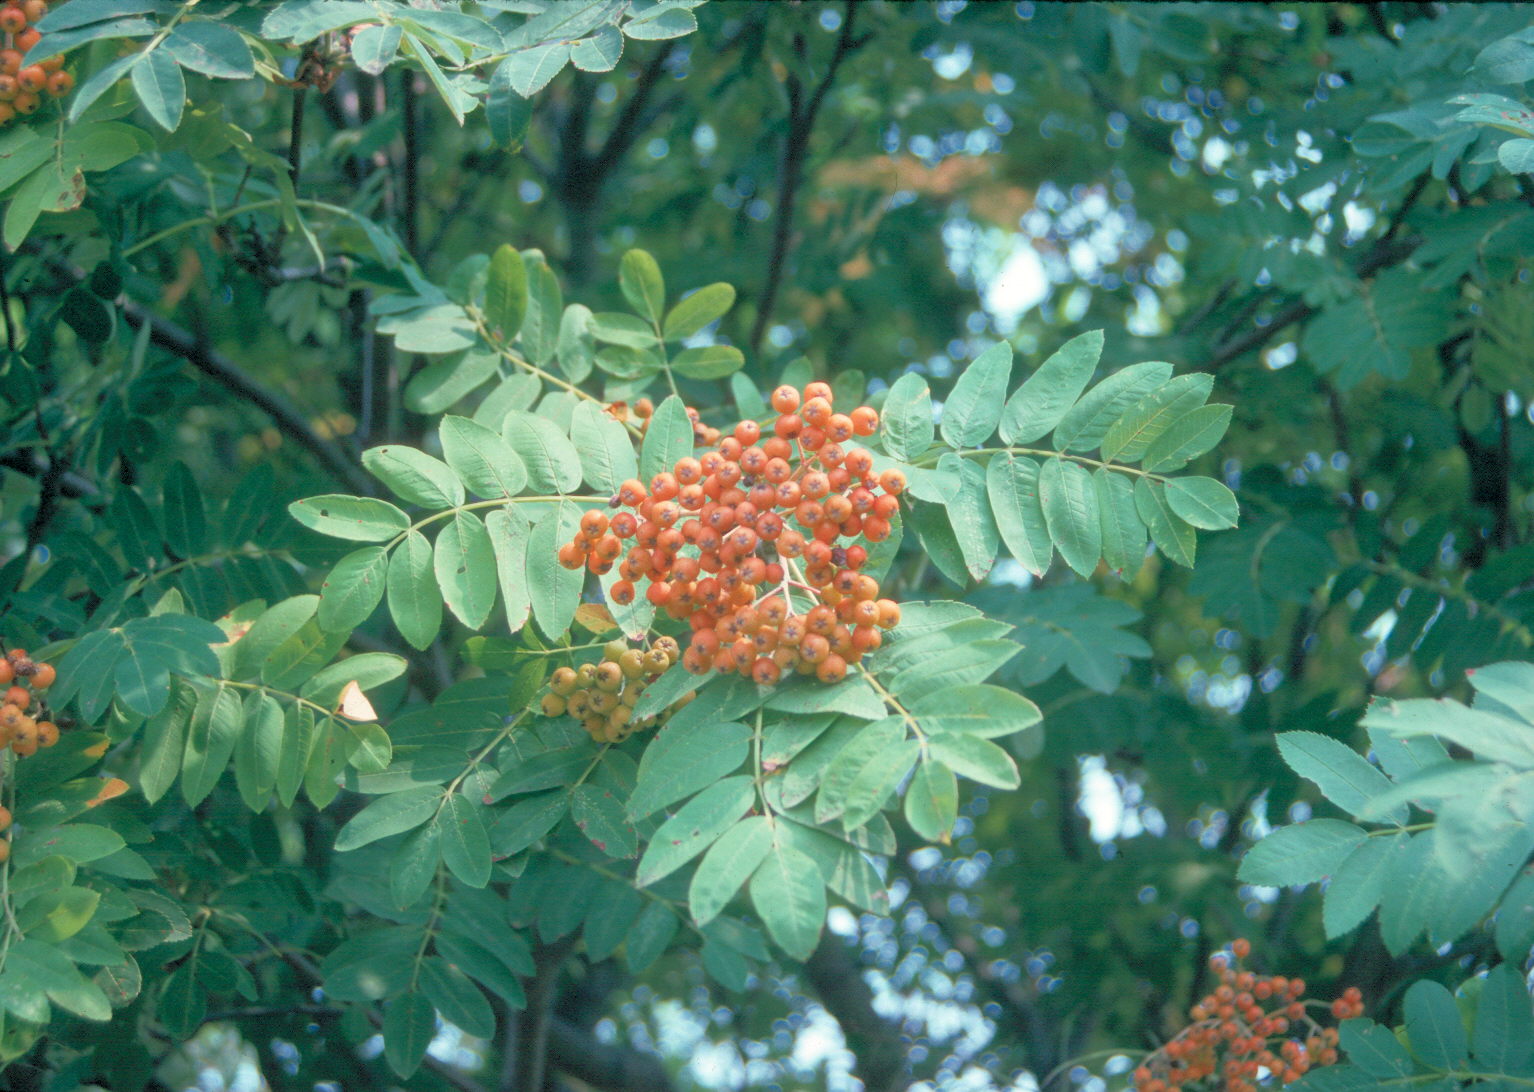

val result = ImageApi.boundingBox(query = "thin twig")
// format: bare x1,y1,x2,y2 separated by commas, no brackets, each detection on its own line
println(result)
748,1,869,359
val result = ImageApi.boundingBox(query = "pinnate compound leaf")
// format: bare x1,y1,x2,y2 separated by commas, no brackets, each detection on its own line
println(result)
999,329,1102,444
941,342,1011,448
1237,819,1367,887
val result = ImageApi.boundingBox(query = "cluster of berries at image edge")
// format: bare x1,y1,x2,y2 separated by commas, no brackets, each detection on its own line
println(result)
1132,940,1366,1092
0,1,73,125
560,381,904,692
0,647,65,862
543,637,694,744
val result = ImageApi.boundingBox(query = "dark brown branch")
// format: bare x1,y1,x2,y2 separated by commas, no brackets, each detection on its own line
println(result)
288,88,306,188
117,298,375,495
748,1,869,359
1205,235,1420,372
802,931,909,1092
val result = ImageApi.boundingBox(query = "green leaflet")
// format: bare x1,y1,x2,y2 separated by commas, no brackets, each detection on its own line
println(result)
940,454,999,581
1134,477,1197,567
234,691,284,811
1141,403,1233,472
439,414,529,499
880,373,934,461
618,249,665,321
1052,359,1174,453
1277,731,1405,823
941,341,1011,448
439,794,492,888
749,843,825,960
663,283,735,341
527,501,583,638
689,815,773,925
181,683,243,807
985,452,1052,576
486,508,532,635
1098,372,1213,463
1094,468,1146,579
998,329,1102,445
570,401,638,494
362,445,465,509
383,993,436,1078
904,758,958,843
1236,818,1367,887
485,243,528,343
640,395,693,482
434,511,498,628
1164,476,1239,530
335,786,443,852
636,776,755,886
388,531,443,650
503,410,583,493
1038,457,1101,577
317,546,388,632
289,495,410,542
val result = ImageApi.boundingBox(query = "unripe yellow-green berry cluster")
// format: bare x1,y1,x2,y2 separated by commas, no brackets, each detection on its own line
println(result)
541,637,695,743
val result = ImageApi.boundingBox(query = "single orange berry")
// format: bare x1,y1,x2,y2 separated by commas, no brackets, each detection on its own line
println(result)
3,686,28,709
11,90,37,114
30,662,54,689
878,468,907,495
36,720,57,747
13,26,37,51
0,8,26,34
21,0,45,21
771,385,800,413
1231,939,1251,959
15,63,43,92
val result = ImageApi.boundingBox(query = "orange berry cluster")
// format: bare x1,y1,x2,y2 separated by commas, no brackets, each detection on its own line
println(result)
0,1,73,126
0,648,59,759
541,637,694,743
1131,941,1364,1092
559,382,906,687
